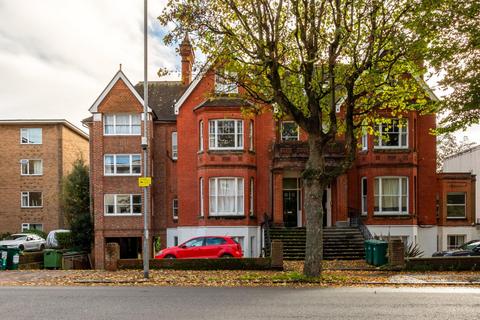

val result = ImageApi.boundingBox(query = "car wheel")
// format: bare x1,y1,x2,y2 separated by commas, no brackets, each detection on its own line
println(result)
221,254,233,258
40,244,45,251
18,245,24,251
165,255,176,259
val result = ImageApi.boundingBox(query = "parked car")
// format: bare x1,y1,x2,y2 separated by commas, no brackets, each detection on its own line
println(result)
0,233,46,251
46,229,71,249
155,236,243,259
432,240,480,257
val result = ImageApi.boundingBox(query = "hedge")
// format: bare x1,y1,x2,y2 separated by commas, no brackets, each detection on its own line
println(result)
118,258,276,270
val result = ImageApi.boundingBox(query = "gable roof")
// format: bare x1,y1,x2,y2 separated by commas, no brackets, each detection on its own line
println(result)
134,81,186,121
89,70,151,113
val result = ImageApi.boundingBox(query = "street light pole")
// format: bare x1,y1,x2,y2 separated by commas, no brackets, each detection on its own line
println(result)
142,0,150,280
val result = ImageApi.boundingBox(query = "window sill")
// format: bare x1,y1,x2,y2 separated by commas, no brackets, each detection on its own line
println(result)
20,143,42,145
21,206,43,209
104,214,142,217
446,217,467,220
373,148,410,153
21,174,43,176
104,174,142,177
373,213,411,219
208,215,246,220
103,134,141,137
207,150,245,155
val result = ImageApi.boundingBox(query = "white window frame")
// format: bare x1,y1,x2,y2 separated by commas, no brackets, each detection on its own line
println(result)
104,154,141,176
249,120,254,151
374,176,408,215
361,177,367,215
215,71,238,94
20,159,43,176
447,235,465,250
374,119,408,149
103,114,141,136
446,192,467,219
199,121,204,151
171,132,178,160
21,191,43,208
250,177,254,216
281,121,300,141
208,119,244,150
20,128,42,144
209,177,244,216
21,223,43,232
199,178,204,216
173,198,178,220
361,130,368,151
104,194,142,216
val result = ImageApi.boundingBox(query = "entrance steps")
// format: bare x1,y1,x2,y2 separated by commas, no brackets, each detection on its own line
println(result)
265,227,365,260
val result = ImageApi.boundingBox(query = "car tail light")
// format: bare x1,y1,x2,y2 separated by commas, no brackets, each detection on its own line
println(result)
236,243,242,252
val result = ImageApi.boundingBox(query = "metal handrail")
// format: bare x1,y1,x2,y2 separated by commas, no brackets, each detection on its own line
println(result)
349,209,373,240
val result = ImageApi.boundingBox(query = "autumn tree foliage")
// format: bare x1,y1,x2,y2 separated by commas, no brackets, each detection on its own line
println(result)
159,0,438,277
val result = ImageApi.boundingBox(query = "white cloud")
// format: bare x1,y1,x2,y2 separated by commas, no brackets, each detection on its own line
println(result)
0,0,180,130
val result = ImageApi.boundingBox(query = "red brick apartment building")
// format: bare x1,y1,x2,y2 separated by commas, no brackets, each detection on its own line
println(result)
86,37,476,268
0,120,89,235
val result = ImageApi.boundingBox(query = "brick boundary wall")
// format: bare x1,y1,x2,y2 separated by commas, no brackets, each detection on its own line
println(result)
118,258,276,270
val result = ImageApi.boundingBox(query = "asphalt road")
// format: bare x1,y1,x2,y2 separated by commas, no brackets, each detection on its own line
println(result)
1,286,480,320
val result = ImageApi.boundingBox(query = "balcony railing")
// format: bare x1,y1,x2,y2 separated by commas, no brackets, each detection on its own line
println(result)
273,141,345,163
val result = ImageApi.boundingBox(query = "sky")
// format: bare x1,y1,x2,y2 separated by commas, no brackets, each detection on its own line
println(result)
0,0,479,142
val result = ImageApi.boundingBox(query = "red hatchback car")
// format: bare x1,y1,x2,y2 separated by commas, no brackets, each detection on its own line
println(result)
155,236,243,259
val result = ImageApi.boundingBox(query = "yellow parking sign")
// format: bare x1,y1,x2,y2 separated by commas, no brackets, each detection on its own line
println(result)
138,177,152,187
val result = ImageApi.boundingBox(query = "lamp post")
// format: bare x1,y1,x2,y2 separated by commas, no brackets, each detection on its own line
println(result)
142,0,150,280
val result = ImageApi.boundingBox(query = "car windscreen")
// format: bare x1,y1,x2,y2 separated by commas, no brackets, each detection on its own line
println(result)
460,241,480,250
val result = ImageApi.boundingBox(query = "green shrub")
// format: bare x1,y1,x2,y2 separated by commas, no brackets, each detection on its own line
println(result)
55,232,73,249
23,229,47,239
0,232,11,240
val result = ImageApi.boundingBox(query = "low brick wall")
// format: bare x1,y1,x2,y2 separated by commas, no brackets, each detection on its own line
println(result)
118,258,276,271
19,251,44,270
406,256,480,271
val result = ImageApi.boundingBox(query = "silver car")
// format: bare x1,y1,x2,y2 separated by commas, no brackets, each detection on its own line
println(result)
0,233,46,251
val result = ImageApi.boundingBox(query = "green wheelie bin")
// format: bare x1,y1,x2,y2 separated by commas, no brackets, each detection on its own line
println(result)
6,247,21,270
364,240,373,265
44,249,63,269
371,240,388,266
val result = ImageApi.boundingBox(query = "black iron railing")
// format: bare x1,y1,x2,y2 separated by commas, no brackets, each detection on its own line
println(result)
262,213,272,257
349,208,373,240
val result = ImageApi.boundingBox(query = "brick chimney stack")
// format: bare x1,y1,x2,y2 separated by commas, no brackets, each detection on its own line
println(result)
180,34,195,86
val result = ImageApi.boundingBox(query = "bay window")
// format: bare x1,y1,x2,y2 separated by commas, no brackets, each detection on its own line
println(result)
104,194,142,215
374,119,408,149
209,119,243,150
104,114,141,135
374,177,408,214
104,154,141,175
361,177,367,215
209,177,244,216
446,192,466,218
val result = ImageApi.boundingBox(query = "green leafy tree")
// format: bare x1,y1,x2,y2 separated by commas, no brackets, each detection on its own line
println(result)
159,0,436,277
61,159,92,251
417,1,479,133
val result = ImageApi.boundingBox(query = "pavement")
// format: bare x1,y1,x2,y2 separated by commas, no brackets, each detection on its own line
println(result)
1,286,480,320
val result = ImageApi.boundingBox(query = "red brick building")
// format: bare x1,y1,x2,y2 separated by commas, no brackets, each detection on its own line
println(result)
86,38,476,268
0,119,89,235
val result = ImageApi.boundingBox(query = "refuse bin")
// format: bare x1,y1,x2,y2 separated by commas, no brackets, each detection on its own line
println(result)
44,249,63,269
371,240,388,266
364,240,373,265
6,247,21,270
0,246,7,270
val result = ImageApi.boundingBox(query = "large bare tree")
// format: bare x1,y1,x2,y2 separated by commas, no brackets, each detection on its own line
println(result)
159,0,435,277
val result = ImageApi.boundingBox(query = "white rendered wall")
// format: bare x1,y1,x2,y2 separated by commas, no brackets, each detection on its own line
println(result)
166,226,261,257
437,226,479,251
443,147,480,223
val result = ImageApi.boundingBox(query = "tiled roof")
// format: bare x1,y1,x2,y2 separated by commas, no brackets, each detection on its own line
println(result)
134,81,187,121
194,97,251,110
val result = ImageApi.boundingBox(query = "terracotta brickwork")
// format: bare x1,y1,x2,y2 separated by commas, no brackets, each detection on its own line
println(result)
0,121,88,235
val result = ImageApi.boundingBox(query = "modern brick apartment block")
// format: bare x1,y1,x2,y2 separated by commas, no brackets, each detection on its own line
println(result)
0,120,89,235
87,36,476,268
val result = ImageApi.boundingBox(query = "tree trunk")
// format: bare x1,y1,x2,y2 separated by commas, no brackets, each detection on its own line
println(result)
303,135,329,277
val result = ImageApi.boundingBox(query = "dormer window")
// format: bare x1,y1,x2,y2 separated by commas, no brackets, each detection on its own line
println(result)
215,71,238,94
281,121,299,141
374,119,408,149
104,114,141,135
